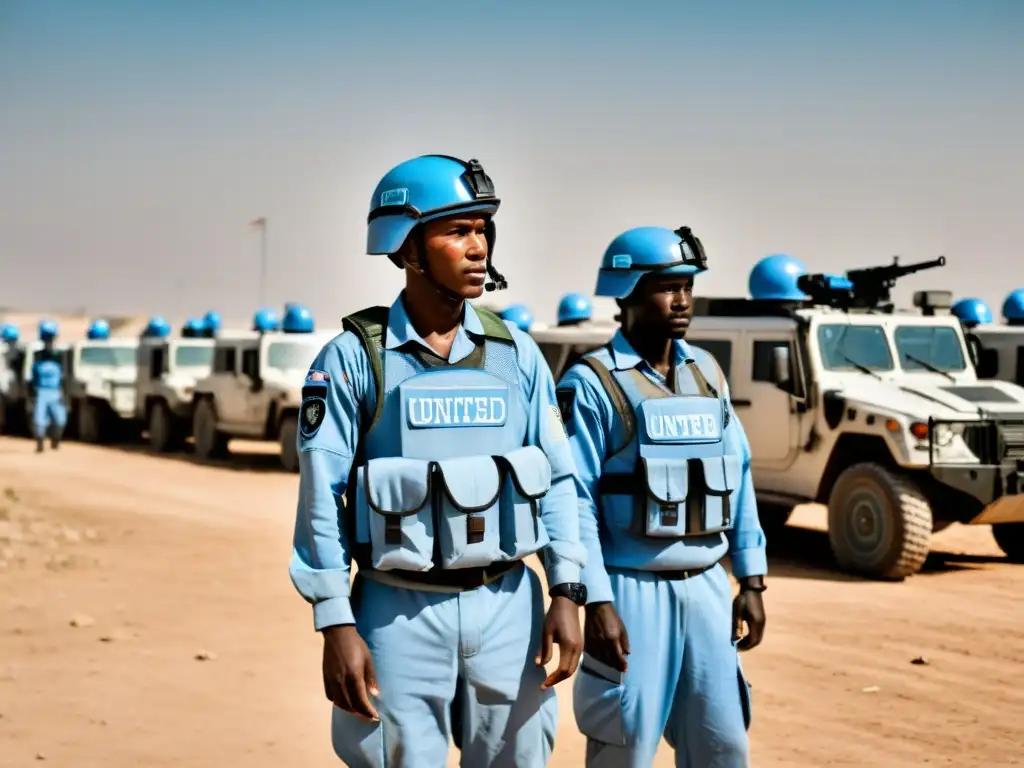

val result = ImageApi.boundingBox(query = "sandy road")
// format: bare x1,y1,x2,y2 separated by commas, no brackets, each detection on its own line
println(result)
1,435,1022,767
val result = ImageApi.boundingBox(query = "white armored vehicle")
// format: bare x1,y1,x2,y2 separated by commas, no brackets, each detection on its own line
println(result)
134,316,216,452
66,319,140,442
0,324,25,433
191,305,332,471
950,292,1024,387
533,255,1024,580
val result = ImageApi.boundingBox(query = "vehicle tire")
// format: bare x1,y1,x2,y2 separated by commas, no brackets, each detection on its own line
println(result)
827,463,932,580
192,398,228,460
992,523,1024,562
0,397,7,435
148,400,178,452
278,416,299,473
77,399,102,443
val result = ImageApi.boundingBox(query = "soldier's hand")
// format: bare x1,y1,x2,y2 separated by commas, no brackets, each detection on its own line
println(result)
583,601,630,672
732,587,766,651
322,624,380,721
536,595,583,690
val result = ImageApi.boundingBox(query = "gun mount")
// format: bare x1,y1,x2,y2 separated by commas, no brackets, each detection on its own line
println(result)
797,255,947,312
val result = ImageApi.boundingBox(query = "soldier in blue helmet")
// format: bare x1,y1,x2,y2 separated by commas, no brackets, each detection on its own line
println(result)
202,311,222,338
557,292,592,327
748,253,808,300
289,154,587,767
952,298,993,328
30,319,68,453
1003,289,1024,326
499,303,534,332
556,226,766,767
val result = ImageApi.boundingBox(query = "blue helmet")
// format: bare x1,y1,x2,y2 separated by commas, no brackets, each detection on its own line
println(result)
1003,289,1024,323
748,254,809,301
203,311,222,333
142,315,171,338
499,303,533,332
252,307,280,332
181,317,206,337
1,323,18,343
87,319,110,340
38,319,58,341
952,298,993,327
282,303,314,333
595,226,707,299
366,155,507,290
557,292,592,325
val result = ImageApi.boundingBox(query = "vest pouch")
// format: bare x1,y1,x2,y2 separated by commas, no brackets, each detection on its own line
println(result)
497,446,552,560
699,455,742,533
637,456,690,538
359,457,435,572
436,456,503,569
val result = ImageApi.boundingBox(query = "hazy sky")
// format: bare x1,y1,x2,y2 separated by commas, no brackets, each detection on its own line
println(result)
1,0,1022,328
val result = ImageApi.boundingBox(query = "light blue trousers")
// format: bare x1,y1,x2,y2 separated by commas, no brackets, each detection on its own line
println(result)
331,562,557,767
574,564,752,768
32,391,66,440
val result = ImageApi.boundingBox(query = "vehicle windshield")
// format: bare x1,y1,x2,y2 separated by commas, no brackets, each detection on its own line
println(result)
173,344,214,368
894,325,967,372
80,346,136,367
817,323,895,372
266,341,320,371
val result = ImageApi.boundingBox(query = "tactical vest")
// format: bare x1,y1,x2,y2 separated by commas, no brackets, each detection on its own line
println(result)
581,349,741,540
340,306,552,585
32,358,63,390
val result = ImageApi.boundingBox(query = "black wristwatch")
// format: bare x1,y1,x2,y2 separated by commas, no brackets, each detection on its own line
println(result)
549,582,588,605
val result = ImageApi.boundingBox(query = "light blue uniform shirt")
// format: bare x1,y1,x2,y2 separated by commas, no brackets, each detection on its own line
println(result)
290,294,587,630
557,329,767,605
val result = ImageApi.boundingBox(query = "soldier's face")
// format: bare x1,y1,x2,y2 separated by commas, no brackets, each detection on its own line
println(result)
420,214,490,299
628,274,694,338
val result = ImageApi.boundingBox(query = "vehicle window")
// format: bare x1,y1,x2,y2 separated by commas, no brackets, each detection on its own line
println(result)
242,349,260,379
175,344,214,368
894,326,966,372
266,341,321,371
817,324,894,371
751,340,791,383
213,347,237,373
149,348,166,379
695,339,732,384
80,346,136,367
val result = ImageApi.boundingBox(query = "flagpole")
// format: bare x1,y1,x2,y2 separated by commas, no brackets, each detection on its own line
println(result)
260,219,267,307
249,216,268,307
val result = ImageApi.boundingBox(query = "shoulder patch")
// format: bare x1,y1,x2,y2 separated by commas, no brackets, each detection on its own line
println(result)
302,369,332,400
300,395,326,438
556,388,576,424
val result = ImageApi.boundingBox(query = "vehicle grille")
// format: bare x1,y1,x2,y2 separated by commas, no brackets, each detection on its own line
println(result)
962,422,1024,464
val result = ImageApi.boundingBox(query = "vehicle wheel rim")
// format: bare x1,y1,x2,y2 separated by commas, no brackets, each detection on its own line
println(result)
846,489,887,559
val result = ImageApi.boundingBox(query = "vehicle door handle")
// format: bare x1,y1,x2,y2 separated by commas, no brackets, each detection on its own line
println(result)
731,399,752,407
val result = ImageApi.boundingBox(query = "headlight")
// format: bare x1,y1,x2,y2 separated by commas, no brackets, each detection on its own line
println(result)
904,420,963,447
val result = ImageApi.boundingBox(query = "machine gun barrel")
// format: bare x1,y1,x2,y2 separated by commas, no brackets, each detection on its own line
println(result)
845,255,947,308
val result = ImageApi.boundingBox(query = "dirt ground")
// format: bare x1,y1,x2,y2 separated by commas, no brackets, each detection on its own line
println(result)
1,436,1022,767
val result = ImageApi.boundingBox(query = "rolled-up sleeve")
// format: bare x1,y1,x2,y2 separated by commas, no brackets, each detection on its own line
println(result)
511,328,587,587
289,333,372,631
557,365,616,604
721,383,768,578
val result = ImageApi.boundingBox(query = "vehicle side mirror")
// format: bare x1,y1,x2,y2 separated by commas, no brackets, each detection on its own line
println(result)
771,346,792,389
975,348,998,379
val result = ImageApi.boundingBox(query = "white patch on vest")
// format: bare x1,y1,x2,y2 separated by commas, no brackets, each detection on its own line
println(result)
547,404,567,442
646,413,719,441
406,395,507,427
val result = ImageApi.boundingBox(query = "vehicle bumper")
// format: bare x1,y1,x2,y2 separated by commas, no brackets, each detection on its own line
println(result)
929,417,1024,523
